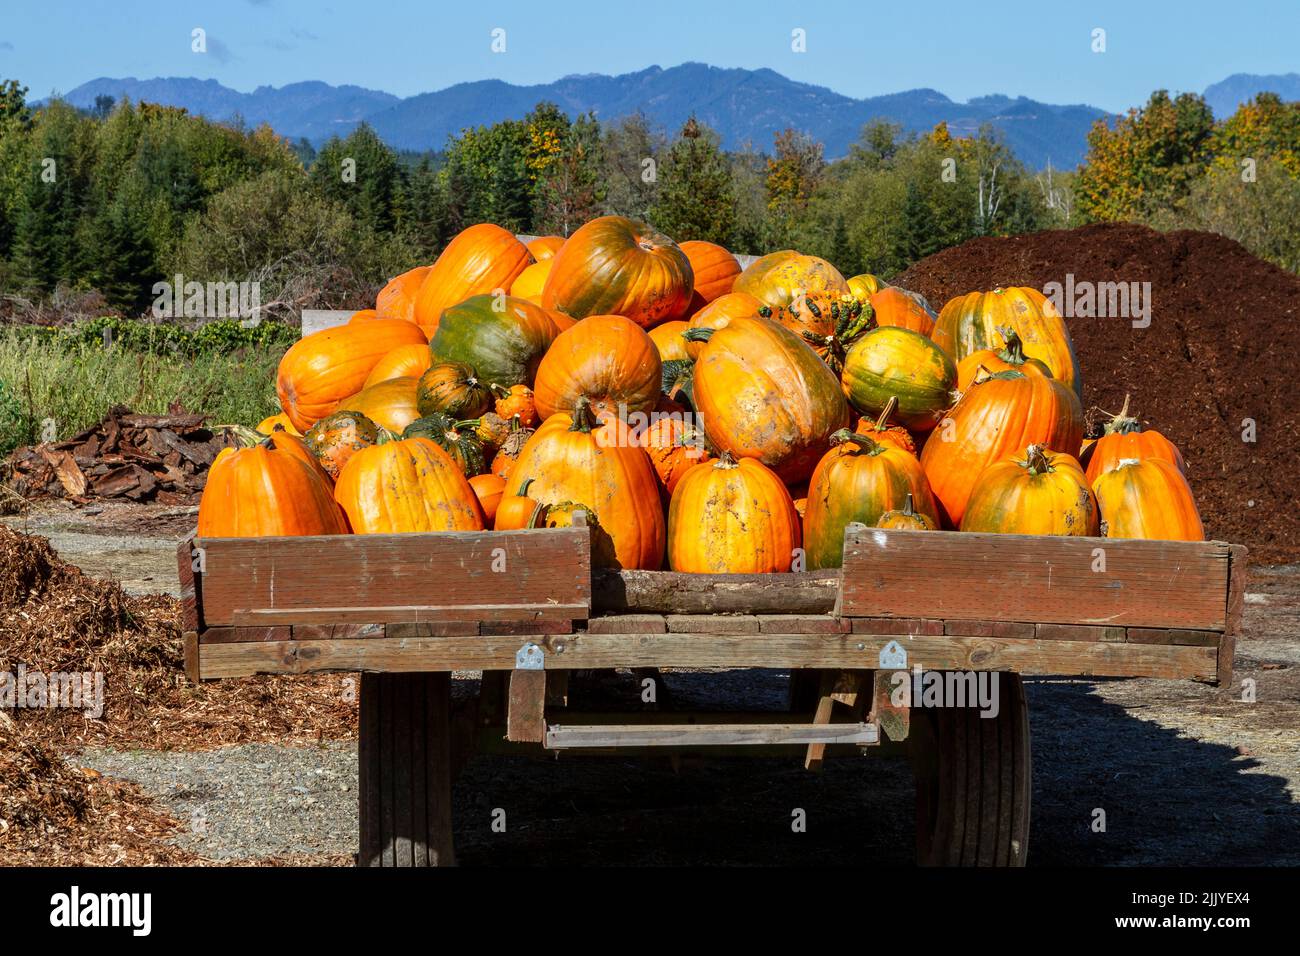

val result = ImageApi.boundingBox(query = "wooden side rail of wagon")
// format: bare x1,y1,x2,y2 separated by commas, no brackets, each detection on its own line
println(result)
176,524,1246,867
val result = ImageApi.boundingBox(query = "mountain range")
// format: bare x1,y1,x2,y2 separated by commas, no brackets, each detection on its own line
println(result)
45,65,1300,169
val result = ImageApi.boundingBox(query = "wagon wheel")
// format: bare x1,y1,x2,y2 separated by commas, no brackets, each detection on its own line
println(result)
910,672,1031,866
358,672,456,866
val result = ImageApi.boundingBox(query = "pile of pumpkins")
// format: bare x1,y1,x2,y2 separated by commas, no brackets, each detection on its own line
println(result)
198,215,1203,572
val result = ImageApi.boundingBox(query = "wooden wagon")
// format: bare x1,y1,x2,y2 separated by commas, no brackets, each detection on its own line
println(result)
177,519,1245,867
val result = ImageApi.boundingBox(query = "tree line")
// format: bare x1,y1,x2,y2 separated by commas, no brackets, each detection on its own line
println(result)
0,77,1297,321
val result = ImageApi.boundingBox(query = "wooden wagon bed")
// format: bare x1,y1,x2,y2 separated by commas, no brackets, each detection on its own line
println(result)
176,523,1245,866
181,525,1244,684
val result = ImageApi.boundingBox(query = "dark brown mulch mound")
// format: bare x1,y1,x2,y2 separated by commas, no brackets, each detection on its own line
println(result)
0,525,357,751
896,223,1300,564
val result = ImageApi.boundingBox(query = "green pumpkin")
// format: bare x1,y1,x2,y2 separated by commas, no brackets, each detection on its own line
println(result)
428,294,560,389
841,327,956,431
803,430,940,569
403,413,488,477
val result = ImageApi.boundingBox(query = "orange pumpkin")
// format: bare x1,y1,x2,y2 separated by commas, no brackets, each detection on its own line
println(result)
509,259,553,304
304,410,381,480
868,286,936,336
732,250,849,311
533,314,662,421
638,415,714,497
541,216,694,328
769,292,872,375
469,473,507,523
960,445,1098,536
334,436,485,534
489,415,536,478
933,287,1082,399
802,430,939,569
263,427,335,487
494,477,547,530
683,291,764,359
375,265,431,324
689,315,850,483
526,235,565,261
348,308,380,325
667,452,800,574
853,396,917,455
508,399,665,569
954,326,1053,391
876,492,937,530
679,240,742,307
1082,395,1186,486
413,224,531,336
648,320,691,362
198,444,348,538
363,343,433,388
256,413,300,436
490,383,537,427
337,376,423,433
920,369,1084,527
1094,458,1204,541
276,319,428,432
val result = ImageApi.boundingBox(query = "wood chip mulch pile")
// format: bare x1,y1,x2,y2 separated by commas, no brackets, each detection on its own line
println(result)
0,525,359,864
6,405,242,505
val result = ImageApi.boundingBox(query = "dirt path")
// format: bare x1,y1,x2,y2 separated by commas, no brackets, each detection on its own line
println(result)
16,500,1298,865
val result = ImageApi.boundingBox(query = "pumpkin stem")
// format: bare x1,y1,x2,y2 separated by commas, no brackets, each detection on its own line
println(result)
996,326,1029,364
569,396,597,433
515,476,535,496
375,426,399,445
715,449,740,468
972,364,995,386
1103,393,1142,435
227,423,268,448
681,327,716,343
830,428,885,455
900,492,917,516
1022,444,1055,475
872,396,899,431
488,382,510,399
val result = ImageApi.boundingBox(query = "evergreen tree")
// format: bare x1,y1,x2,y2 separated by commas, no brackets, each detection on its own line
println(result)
649,117,735,243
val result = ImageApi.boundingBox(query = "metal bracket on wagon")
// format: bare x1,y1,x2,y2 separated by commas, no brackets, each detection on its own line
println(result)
515,643,545,670
879,640,907,670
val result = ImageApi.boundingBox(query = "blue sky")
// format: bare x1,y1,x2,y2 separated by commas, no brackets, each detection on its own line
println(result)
1,0,1296,111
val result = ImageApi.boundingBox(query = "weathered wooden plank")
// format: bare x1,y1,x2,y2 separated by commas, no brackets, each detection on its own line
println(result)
593,568,839,614
1124,627,1220,647
839,527,1232,630
666,614,760,634
199,625,294,644
805,670,863,770
196,528,592,627
231,604,586,627
544,722,879,749
199,632,1218,680
757,614,850,634
1035,623,1127,643
849,618,945,635
507,670,546,743
948,620,1036,639
586,614,667,634
872,669,910,742
183,631,200,683
1220,543,1249,685
176,539,202,632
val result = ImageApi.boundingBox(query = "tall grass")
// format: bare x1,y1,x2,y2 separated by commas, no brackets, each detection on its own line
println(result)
0,328,281,455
